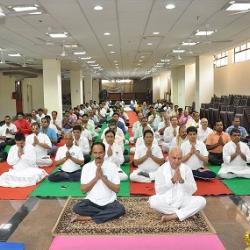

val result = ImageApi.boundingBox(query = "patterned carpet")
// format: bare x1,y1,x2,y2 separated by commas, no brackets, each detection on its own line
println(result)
52,198,215,236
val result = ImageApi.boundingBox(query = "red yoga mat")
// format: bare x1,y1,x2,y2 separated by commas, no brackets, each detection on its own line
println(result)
0,160,56,200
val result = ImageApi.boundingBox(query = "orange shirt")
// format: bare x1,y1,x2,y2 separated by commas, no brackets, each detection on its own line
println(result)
205,131,230,154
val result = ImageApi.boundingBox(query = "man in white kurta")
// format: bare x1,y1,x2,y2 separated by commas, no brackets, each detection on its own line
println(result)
72,142,125,224
197,118,213,143
181,126,216,180
149,147,206,222
131,130,164,183
162,116,179,152
48,133,84,182
218,128,250,179
103,129,128,181
0,133,47,187
26,123,52,167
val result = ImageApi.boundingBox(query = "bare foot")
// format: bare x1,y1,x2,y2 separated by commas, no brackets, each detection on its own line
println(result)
71,215,92,223
160,214,178,223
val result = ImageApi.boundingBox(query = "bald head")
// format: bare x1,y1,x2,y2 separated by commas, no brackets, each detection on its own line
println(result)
169,147,183,169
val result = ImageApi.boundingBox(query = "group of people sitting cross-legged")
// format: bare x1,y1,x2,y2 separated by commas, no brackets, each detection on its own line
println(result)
1,99,250,225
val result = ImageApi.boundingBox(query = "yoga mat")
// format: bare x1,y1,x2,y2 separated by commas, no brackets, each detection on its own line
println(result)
3,145,12,154
194,179,232,196
208,164,250,195
0,242,25,250
30,163,130,198
0,161,56,200
49,235,224,250
130,181,155,196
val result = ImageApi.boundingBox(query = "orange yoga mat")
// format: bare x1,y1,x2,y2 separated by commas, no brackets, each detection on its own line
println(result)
0,160,56,200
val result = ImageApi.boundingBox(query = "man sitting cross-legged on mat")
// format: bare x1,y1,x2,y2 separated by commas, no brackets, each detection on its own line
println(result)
72,142,125,224
149,147,206,222
130,130,164,183
181,126,216,180
218,128,250,179
48,133,84,182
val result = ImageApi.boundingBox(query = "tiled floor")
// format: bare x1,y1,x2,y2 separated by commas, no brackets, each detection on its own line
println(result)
0,196,249,250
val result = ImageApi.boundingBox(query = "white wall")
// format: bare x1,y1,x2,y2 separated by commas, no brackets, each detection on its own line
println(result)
185,63,196,106
22,75,44,113
152,70,171,102
214,56,250,96
171,66,185,107
0,74,16,118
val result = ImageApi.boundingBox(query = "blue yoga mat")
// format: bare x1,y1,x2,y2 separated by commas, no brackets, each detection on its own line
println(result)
0,242,25,250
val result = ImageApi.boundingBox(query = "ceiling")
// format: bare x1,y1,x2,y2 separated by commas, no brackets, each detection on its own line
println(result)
1,0,250,79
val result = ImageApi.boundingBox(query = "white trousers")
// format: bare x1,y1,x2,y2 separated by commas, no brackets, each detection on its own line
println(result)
149,195,206,221
118,168,128,181
218,165,250,179
36,156,53,167
130,169,153,183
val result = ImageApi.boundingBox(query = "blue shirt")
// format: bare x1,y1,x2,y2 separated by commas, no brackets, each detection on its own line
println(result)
226,125,248,138
40,127,58,144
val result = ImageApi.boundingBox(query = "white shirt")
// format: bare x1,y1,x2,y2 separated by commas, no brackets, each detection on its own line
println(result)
186,118,200,128
104,142,124,167
148,114,161,131
81,129,92,141
134,124,154,140
7,144,36,170
181,140,208,170
134,144,163,172
197,127,213,142
55,145,84,172
132,121,140,134
74,136,90,155
81,160,120,206
163,125,179,143
26,133,52,159
0,123,17,139
223,141,250,166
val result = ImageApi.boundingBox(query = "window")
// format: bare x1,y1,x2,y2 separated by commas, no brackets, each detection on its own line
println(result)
234,42,250,63
214,51,228,68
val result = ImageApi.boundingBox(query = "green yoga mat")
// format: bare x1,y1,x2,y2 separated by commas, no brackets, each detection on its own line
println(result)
30,163,130,198
3,145,11,154
208,164,250,195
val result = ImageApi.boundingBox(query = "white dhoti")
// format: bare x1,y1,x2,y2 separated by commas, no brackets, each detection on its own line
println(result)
218,165,250,179
0,167,47,187
149,194,206,221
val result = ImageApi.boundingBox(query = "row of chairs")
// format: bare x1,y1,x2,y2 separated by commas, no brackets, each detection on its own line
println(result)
200,95,250,131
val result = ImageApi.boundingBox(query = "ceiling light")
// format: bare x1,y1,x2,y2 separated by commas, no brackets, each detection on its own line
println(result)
0,7,5,16
147,42,153,46
110,51,116,54
153,32,160,35
182,41,199,46
195,30,214,36
172,49,185,53
8,53,21,57
73,51,86,55
161,59,170,62
137,63,141,66
114,60,118,63
107,44,113,47
92,64,99,67
29,11,42,15
94,5,103,11
48,32,68,38
87,61,96,64
140,55,145,58
165,3,176,10
226,2,250,11
64,44,78,48
80,57,92,60
12,6,38,12
139,60,143,62
104,32,111,36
